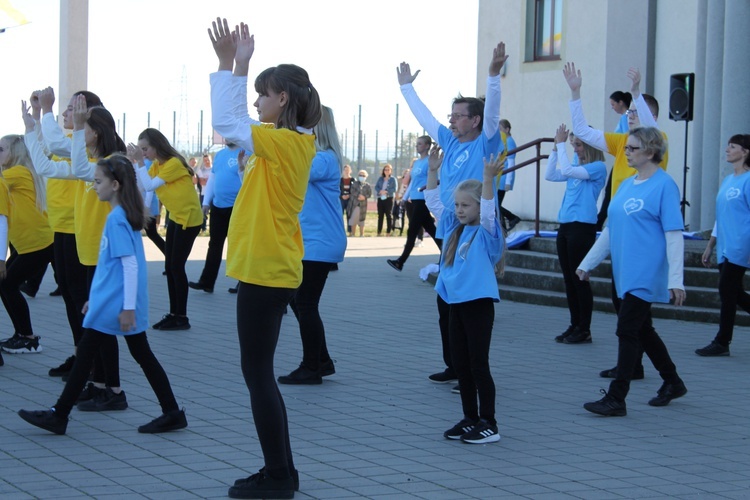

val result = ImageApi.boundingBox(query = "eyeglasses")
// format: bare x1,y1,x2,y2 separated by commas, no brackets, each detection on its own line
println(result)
626,109,638,116
447,113,472,121
624,146,642,153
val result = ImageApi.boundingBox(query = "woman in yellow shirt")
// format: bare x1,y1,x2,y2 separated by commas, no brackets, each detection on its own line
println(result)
0,134,54,355
129,128,202,331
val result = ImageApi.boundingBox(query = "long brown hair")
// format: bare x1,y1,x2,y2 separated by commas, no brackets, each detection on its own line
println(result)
97,155,148,230
138,128,193,176
254,64,322,131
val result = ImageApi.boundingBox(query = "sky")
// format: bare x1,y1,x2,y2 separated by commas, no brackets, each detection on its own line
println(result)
1,0,479,163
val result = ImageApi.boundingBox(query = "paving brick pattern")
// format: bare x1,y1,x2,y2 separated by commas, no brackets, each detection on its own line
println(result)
1,235,749,499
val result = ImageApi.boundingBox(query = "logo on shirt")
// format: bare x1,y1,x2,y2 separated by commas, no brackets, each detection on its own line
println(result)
453,150,470,170
458,241,471,261
570,179,582,188
99,234,109,252
726,187,741,200
623,198,644,215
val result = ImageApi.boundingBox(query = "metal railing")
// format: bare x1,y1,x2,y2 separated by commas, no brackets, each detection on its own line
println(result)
500,137,554,236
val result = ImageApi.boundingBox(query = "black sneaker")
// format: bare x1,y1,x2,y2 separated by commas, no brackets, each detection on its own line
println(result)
49,287,63,297
563,328,592,344
443,418,477,440
387,259,403,272
18,408,68,435
77,388,128,412
554,325,576,343
49,355,76,377
76,382,105,404
460,419,501,444
599,365,645,380
507,216,521,230
19,282,38,298
428,369,458,384
278,364,322,385
0,350,4,366
228,285,238,294
158,315,191,331
320,359,336,377
2,335,42,354
695,341,730,357
188,281,214,294
584,389,627,416
0,333,20,348
235,467,300,492
152,314,175,330
228,469,294,499
648,380,687,407
138,408,188,433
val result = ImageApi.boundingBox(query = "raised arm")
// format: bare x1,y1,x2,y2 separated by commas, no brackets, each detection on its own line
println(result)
627,67,658,129
564,62,607,152
39,87,72,157
483,42,508,140
70,96,96,181
424,145,444,220
481,154,503,236
397,62,441,139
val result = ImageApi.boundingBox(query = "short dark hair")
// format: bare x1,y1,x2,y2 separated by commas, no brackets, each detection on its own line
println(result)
453,95,485,130
642,94,659,118
729,134,750,169
609,91,632,107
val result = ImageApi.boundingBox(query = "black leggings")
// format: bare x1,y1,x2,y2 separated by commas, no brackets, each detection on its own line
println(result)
449,298,496,424
377,197,394,234
84,265,120,388
198,204,233,288
144,217,166,255
54,329,178,418
165,220,201,316
54,233,87,346
715,261,750,346
0,244,54,335
397,200,441,264
237,282,297,477
289,261,333,372
556,222,596,331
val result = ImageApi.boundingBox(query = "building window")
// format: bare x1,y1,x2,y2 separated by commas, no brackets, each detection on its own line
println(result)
534,0,562,60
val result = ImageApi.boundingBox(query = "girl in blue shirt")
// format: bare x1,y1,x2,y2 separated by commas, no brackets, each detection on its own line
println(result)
425,147,504,444
18,155,186,435
545,124,607,345
696,134,750,357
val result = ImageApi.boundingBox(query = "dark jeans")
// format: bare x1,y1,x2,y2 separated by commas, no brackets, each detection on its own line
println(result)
609,293,680,401
596,169,614,231
449,298,496,424
377,197,394,234
340,198,351,233
198,204,232,288
289,261,333,372
165,220,201,316
144,217,166,255
0,244,54,335
237,282,297,478
715,261,750,346
54,232,87,345
54,329,178,418
397,200,441,265
556,222,597,331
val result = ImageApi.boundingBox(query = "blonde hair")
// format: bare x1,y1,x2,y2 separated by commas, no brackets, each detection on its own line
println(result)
1,134,47,212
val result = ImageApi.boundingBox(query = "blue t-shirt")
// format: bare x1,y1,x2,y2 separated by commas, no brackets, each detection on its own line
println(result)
83,206,149,335
608,169,683,303
211,146,243,208
557,161,607,224
715,170,750,268
615,113,629,134
435,210,503,304
498,135,517,190
436,125,502,237
404,156,428,201
299,150,347,263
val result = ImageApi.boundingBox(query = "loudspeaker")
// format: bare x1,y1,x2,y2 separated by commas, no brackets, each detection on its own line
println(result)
669,73,695,121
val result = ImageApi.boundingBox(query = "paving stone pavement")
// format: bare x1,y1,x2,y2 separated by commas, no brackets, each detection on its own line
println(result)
1,234,749,499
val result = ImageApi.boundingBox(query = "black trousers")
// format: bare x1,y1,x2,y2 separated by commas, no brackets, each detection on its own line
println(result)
54,329,178,418
289,261,333,371
596,169,614,231
609,293,680,401
237,282,297,478
556,222,597,331
449,298,496,424
53,232,87,345
377,197,394,234
497,190,519,228
397,200,441,264
198,204,233,288
0,244,53,336
715,261,750,346
165,220,201,316
144,217,166,255
83,265,120,388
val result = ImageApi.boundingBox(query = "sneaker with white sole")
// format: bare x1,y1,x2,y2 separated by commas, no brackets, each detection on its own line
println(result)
443,418,477,440
460,419,501,444
2,335,42,354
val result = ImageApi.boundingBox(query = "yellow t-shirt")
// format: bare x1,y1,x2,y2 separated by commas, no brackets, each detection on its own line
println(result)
74,179,110,266
226,125,316,288
46,154,76,234
149,157,203,229
2,166,53,254
605,132,670,196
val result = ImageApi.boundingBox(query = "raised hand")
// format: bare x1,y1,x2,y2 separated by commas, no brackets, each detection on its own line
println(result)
483,153,504,180
71,94,88,131
21,100,35,133
29,91,42,120
39,87,55,114
208,17,238,72
554,123,569,144
488,41,508,76
428,144,443,172
627,67,642,98
237,148,248,173
234,22,254,76
126,143,143,164
563,62,582,99
396,62,420,86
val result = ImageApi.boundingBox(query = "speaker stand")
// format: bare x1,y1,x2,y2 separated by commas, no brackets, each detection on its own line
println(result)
680,120,690,229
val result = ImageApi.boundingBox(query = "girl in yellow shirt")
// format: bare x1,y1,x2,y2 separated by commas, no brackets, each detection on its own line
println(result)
0,134,54,355
129,128,202,331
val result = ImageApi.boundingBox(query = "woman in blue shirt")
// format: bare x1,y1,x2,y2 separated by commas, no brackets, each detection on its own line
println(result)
696,134,750,357
374,164,397,236
545,124,606,345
